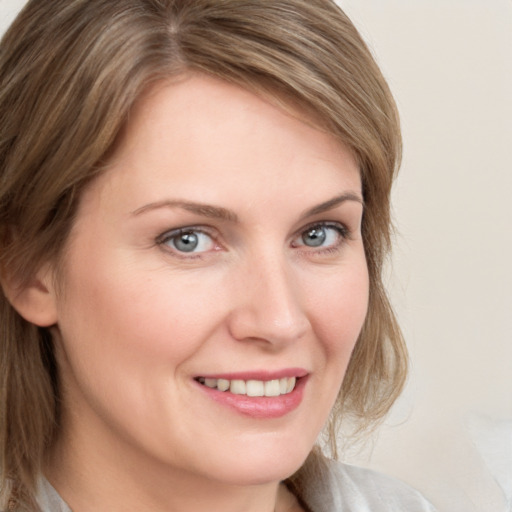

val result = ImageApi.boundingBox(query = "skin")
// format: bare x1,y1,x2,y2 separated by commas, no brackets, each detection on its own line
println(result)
32,74,369,511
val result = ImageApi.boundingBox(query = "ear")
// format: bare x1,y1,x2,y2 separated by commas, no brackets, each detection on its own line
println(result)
2,264,58,327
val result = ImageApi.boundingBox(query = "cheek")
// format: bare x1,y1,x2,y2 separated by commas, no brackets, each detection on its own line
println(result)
295,260,369,436
52,255,228,447
308,261,369,360
55,252,226,374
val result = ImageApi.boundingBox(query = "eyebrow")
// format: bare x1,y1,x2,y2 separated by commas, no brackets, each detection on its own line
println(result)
130,192,363,222
131,200,239,222
301,192,364,218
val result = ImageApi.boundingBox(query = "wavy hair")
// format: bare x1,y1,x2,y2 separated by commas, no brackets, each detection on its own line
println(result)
0,0,406,508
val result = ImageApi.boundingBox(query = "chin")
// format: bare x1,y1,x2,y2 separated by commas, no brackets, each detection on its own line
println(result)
202,440,312,486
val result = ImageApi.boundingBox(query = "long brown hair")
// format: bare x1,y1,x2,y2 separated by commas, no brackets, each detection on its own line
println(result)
0,0,405,508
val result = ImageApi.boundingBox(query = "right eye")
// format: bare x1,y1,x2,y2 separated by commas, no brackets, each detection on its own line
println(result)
291,222,348,252
158,228,217,254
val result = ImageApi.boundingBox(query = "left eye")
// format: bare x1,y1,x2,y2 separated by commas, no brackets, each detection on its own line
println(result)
160,229,216,253
293,224,345,249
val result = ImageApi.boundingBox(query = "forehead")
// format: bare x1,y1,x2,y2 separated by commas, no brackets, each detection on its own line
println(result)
79,73,361,220
124,74,356,163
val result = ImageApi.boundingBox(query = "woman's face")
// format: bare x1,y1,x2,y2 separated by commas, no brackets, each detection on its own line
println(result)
50,74,368,486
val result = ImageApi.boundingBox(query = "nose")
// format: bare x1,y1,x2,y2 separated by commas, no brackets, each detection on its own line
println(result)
226,253,310,347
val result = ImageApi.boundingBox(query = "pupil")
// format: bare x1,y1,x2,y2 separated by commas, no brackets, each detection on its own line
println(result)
303,227,326,247
174,232,198,252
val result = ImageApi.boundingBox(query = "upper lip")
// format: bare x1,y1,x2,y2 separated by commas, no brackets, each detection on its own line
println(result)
196,368,308,381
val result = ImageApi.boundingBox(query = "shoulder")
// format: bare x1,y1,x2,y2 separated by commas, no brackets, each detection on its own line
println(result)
298,458,437,512
35,477,72,512
329,462,437,511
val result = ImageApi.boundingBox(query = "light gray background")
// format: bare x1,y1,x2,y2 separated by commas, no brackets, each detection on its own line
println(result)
2,1,511,511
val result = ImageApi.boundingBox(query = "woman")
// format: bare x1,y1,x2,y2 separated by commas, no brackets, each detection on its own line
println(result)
0,1,435,511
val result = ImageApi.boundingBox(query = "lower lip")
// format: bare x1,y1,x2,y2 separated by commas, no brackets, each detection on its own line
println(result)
195,377,308,419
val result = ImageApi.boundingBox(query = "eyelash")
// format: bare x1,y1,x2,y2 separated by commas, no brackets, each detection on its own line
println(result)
156,226,219,259
292,222,350,256
156,221,351,259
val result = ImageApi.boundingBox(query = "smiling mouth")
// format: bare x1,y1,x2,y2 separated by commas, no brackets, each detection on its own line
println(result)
195,377,297,397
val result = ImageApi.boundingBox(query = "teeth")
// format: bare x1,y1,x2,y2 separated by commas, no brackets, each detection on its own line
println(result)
264,379,281,397
204,378,217,389
246,380,264,397
198,376,298,396
230,380,246,395
217,378,230,391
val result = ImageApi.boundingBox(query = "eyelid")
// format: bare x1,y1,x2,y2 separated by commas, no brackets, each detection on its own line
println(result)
294,221,349,240
157,226,201,243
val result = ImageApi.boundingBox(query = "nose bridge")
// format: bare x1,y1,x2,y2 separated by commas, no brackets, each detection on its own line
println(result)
228,248,310,345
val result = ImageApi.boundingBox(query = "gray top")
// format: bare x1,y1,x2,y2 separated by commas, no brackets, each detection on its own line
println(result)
299,461,437,512
35,461,436,512
36,479,72,512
